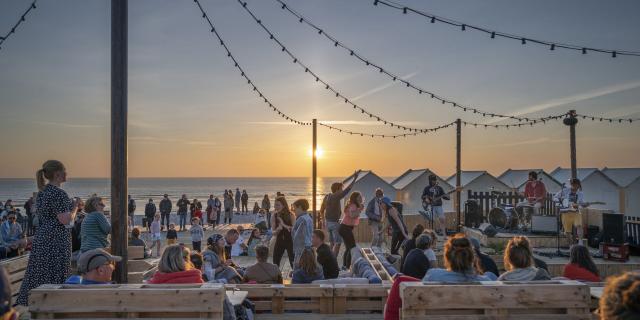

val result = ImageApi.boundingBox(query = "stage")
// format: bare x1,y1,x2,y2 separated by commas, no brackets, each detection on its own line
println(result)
464,226,573,248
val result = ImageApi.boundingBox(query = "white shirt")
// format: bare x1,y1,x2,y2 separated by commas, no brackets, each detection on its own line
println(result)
424,248,437,263
230,235,245,257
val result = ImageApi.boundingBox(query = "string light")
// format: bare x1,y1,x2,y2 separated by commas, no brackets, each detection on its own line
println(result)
0,1,38,52
575,113,638,124
318,121,457,139
372,0,640,58
273,0,560,123
193,0,310,126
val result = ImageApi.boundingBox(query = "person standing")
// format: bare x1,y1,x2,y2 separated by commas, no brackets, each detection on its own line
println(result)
79,196,111,253
23,196,34,236
320,170,360,257
189,198,200,221
223,191,233,224
262,194,271,228
271,196,295,269
365,188,384,248
144,198,156,232
235,188,241,214
241,190,249,214
421,174,450,236
339,192,364,269
159,194,172,231
206,195,216,227
176,194,189,231
17,160,80,306
214,195,222,226
381,197,408,255
127,195,136,228
291,199,313,266
516,171,547,215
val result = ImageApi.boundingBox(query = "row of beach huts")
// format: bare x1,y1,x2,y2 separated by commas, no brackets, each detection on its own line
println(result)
342,167,640,218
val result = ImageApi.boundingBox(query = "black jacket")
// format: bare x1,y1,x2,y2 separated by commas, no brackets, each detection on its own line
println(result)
403,248,431,279
159,199,172,214
316,243,339,279
476,250,500,277
144,203,157,217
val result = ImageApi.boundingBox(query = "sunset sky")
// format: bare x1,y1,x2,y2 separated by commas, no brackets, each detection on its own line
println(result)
1,0,639,178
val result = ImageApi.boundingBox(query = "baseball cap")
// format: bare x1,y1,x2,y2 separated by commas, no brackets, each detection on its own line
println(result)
77,249,122,274
381,197,393,207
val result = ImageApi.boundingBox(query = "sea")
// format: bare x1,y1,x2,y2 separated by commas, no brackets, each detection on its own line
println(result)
0,177,346,214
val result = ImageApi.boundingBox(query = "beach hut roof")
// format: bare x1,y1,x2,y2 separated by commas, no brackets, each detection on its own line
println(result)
550,167,617,186
446,171,493,187
602,167,640,187
342,170,375,184
390,168,451,190
498,169,561,189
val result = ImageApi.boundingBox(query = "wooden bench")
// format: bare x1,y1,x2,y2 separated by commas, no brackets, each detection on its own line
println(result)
0,254,29,300
333,283,390,317
226,284,333,318
129,246,146,260
29,283,225,319
400,280,592,320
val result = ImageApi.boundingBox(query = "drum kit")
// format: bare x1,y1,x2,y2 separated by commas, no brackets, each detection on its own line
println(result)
481,191,535,233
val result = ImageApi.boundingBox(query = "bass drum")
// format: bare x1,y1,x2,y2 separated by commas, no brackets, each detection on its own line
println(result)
488,207,518,229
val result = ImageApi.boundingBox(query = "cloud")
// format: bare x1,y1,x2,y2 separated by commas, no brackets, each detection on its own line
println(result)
485,80,640,124
130,136,216,146
350,71,421,102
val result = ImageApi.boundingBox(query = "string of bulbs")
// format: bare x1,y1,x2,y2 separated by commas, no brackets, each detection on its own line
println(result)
372,0,640,58
0,0,38,51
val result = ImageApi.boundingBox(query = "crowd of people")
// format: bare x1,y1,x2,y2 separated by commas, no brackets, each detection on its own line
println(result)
0,160,637,320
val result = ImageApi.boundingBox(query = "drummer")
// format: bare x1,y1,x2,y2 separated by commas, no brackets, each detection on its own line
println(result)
554,178,586,244
516,171,547,215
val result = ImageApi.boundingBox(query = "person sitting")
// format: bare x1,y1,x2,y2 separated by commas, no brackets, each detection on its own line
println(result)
470,238,500,277
65,248,121,284
226,228,247,257
246,228,262,257
148,245,204,284
599,271,640,320
203,234,243,283
0,266,18,319
189,252,208,281
79,196,111,253
384,274,421,320
563,244,601,282
292,248,324,284
402,234,433,279
422,229,438,265
244,245,283,284
312,229,339,280
0,212,25,258
498,236,550,281
423,234,497,282
128,227,150,258
400,224,425,273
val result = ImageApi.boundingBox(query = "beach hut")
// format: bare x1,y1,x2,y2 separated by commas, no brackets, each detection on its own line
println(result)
498,169,563,194
446,171,511,205
550,167,620,212
342,170,396,205
391,169,453,214
602,167,640,217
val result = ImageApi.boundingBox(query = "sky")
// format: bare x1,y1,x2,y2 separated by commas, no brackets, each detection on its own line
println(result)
1,0,639,178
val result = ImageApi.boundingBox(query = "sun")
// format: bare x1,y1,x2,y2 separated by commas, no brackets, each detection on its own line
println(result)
308,146,324,158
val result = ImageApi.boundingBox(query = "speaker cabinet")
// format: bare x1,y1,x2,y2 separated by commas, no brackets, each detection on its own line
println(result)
602,213,625,244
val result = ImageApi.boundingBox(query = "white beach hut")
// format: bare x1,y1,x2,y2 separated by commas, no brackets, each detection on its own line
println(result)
602,167,640,217
498,169,563,194
342,170,396,205
391,169,453,214
445,171,511,205
550,167,620,212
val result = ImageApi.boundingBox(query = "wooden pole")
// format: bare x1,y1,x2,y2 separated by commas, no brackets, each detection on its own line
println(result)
111,0,128,283
312,119,317,229
456,118,462,232
569,110,578,180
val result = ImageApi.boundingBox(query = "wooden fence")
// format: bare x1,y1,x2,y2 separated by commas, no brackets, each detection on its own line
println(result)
627,216,640,246
467,190,559,220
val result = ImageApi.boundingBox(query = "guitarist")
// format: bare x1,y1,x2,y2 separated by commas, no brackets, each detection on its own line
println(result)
421,174,450,236
554,178,587,245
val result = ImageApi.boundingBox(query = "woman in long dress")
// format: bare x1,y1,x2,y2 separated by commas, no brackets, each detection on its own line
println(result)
17,160,79,306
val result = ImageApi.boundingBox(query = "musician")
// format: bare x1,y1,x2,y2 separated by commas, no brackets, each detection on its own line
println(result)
421,175,449,236
554,178,586,244
516,171,546,215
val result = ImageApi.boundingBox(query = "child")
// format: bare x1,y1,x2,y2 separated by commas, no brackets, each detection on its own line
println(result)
291,199,313,266
193,207,203,225
254,209,268,234
167,223,178,246
190,218,204,252
246,228,262,257
149,213,162,257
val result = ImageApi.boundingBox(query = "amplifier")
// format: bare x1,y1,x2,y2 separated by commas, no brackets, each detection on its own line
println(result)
531,215,557,234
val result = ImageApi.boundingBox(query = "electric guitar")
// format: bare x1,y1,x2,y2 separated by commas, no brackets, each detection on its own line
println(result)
422,188,457,208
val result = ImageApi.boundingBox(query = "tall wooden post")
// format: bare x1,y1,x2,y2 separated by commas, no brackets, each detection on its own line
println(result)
456,118,462,232
111,0,128,283
312,119,318,229
568,110,578,180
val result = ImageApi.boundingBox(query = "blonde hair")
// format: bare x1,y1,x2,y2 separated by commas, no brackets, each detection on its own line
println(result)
158,245,192,273
83,196,103,213
36,160,65,191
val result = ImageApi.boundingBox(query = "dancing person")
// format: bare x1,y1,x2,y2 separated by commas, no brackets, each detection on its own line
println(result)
241,190,249,213
271,196,295,269
424,234,497,282
176,194,189,231
421,174,450,236
516,171,546,215
554,178,587,244
79,196,111,253
563,244,601,282
261,194,271,227
338,191,364,269
470,238,500,277
127,195,136,228
292,248,324,284
159,194,172,231
365,188,385,248
129,227,150,258
65,249,120,285
599,271,640,320
190,218,204,252
148,245,204,284
149,213,162,257
381,197,408,255
292,199,313,265
498,236,550,281
203,234,243,283
312,229,339,280
235,188,241,214
244,245,283,284
402,234,433,279
144,198,156,231
400,224,425,272
17,160,80,306
320,171,360,257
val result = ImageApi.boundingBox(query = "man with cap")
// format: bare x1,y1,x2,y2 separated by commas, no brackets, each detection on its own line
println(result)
65,249,121,285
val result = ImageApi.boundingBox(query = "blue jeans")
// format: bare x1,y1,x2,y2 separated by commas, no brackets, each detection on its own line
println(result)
179,213,187,230
326,221,343,246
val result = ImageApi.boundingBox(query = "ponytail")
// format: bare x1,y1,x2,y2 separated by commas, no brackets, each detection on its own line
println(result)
37,160,66,191
36,169,46,191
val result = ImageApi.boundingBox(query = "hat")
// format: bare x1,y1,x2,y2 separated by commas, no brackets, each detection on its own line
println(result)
77,249,122,274
381,197,393,207
207,233,224,247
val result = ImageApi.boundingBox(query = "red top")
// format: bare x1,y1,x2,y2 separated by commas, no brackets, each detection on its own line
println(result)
148,269,204,284
524,180,547,203
384,275,420,320
341,203,363,226
562,263,600,282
